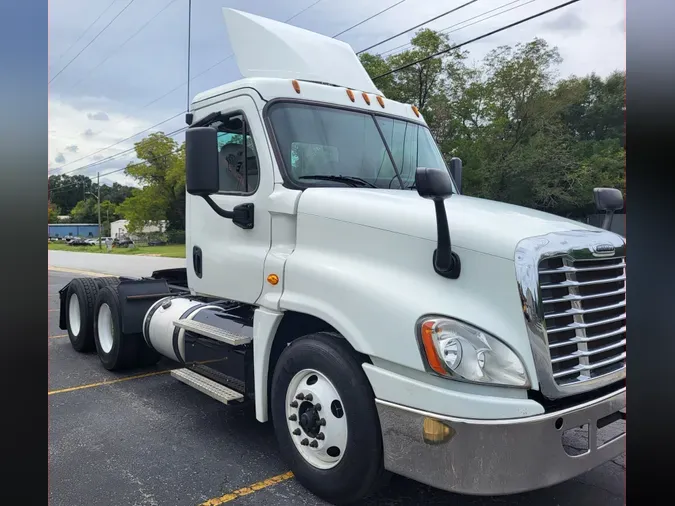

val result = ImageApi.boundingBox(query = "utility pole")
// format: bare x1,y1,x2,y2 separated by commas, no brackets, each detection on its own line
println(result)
97,172,102,250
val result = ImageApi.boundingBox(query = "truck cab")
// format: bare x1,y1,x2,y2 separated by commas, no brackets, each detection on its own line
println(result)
59,8,625,504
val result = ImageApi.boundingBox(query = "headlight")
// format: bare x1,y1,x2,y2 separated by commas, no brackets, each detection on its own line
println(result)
417,317,530,388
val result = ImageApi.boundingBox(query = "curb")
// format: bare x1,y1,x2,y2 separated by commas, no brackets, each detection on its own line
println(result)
48,266,114,277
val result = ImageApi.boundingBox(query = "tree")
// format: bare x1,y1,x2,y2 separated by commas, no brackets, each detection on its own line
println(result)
359,33,625,218
70,198,98,223
48,202,60,223
48,174,135,214
118,132,186,234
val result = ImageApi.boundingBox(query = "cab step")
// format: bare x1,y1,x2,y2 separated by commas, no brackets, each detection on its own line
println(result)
171,368,244,404
173,319,252,346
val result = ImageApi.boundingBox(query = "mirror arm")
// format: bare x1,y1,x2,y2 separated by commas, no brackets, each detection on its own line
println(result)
202,195,234,219
601,210,614,231
432,199,461,279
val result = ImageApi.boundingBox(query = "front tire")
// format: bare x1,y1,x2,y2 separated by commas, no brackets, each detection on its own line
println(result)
270,333,389,504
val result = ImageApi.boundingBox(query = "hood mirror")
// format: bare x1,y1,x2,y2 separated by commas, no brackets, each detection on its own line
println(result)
415,166,461,279
593,187,624,231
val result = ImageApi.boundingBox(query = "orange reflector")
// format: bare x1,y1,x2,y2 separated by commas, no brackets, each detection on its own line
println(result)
420,321,446,375
292,80,301,94
346,89,355,102
376,96,385,108
412,105,420,117
423,418,455,445
267,274,279,285
362,93,371,105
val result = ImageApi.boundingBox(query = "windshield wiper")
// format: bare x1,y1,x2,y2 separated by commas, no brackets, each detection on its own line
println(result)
299,175,378,188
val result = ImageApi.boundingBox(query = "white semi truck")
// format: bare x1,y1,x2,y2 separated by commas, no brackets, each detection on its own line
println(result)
58,9,626,505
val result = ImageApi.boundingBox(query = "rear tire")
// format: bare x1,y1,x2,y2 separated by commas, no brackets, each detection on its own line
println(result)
93,285,160,370
270,333,389,505
65,278,100,352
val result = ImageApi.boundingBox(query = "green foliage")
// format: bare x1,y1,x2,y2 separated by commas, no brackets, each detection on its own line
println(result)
48,174,134,214
361,34,625,217
118,132,186,233
70,198,98,223
48,202,60,223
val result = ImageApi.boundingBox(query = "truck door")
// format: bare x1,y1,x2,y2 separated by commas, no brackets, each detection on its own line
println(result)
186,95,272,304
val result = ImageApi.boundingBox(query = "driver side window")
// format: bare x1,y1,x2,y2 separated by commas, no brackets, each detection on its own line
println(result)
214,113,259,194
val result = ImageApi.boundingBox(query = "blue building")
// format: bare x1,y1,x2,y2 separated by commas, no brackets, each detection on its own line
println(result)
48,223,100,239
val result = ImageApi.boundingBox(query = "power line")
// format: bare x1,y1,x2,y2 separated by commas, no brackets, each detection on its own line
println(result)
372,0,581,80
332,0,406,38
356,0,478,55
57,124,188,178
286,0,326,23
379,0,536,58
66,0,181,93
52,0,119,66
51,112,185,172
49,0,138,85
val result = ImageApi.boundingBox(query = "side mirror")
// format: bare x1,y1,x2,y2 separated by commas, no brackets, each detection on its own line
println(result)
415,167,460,279
593,187,624,230
415,166,453,200
186,127,219,196
449,157,462,194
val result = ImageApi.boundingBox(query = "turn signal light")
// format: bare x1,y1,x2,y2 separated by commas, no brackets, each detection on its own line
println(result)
267,274,279,285
420,321,446,375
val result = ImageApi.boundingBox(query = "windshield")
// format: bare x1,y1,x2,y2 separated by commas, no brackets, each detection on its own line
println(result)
266,102,454,190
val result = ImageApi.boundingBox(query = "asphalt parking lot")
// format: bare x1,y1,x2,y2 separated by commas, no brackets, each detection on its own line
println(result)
49,269,625,506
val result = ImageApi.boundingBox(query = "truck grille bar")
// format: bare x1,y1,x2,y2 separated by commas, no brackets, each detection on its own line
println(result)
538,256,626,387
515,230,627,399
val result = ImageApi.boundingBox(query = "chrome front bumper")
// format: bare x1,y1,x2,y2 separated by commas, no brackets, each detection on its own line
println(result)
376,387,625,495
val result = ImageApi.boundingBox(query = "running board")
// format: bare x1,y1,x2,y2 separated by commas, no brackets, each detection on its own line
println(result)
173,319,252,346
171,368,244,404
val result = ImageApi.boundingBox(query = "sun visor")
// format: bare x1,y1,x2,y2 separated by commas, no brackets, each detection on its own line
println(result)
222,8,382,95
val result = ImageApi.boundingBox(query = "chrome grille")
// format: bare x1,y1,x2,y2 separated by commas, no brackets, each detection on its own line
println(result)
538,256,626,386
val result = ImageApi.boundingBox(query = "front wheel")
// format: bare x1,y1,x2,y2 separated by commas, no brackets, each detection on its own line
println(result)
270,333,389,504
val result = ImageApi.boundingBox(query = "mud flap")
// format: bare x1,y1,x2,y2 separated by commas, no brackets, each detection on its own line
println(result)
58,283,70,330
116,279,171,335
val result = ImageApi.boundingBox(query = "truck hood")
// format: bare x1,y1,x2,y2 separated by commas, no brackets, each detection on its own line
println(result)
296,188,598,260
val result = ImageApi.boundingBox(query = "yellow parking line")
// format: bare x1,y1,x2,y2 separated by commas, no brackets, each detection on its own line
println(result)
48,370,171,396
49,334,68,339
49,309,58,312
199,472,294,505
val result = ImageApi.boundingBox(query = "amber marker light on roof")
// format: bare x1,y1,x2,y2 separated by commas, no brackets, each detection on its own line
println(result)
292,80,301,94
376,96,385,108
362,93,371,105
346,89,355,102
412,105,420,117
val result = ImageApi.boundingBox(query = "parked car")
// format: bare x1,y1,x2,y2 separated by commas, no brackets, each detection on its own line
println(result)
113,237,134,248
147,239,166,246
68,238,90,246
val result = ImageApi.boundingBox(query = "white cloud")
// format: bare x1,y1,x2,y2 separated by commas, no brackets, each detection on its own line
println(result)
48,97,152,177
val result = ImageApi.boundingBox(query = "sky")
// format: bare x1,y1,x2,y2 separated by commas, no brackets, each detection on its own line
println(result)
48,0,625,187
